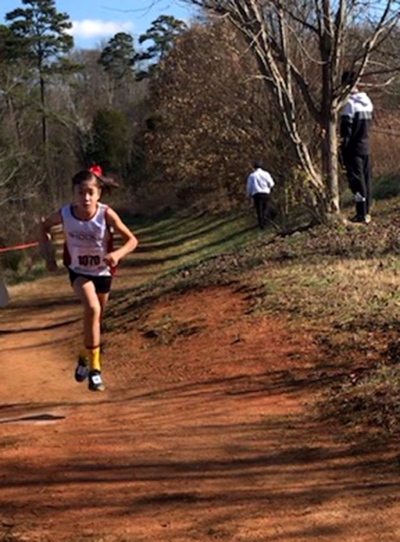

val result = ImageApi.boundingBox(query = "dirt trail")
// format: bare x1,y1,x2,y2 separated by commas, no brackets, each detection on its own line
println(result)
0,246,399,542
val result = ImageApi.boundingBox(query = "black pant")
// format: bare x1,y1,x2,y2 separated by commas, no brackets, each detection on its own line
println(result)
253,193,269,228
343,153,371,217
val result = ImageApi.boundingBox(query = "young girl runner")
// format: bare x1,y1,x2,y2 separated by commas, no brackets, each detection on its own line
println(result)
38,167,138,392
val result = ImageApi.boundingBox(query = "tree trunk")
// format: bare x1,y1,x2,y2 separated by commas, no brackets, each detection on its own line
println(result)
40,75,47,145
321,113,340,216
6,95,23,150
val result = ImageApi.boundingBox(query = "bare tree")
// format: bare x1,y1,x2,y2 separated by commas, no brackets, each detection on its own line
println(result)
184,0,400,219
145,22,293,211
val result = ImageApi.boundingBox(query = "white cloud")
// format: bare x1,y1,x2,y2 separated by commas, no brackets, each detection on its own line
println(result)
70,19,134,40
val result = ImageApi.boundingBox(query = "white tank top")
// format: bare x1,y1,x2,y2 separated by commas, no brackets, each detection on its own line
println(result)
61,203,111,277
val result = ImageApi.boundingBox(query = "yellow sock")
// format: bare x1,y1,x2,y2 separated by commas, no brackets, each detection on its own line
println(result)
86,346,101,372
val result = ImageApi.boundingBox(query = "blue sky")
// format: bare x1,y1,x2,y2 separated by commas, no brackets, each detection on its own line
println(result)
0,0,197,49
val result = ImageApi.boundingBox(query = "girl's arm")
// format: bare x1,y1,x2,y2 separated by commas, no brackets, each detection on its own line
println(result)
37,211,62,271
104,208,138,268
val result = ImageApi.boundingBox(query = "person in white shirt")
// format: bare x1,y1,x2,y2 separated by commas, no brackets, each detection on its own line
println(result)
246,161,275,229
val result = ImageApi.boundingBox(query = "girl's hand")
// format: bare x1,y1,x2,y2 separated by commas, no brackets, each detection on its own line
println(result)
104,252,120,268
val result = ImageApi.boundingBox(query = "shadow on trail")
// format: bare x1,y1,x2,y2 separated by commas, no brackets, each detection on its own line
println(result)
2,450,398,489
0,361,399,539
0,335,77,353
0,361,361,414
0,413,66,425
0,413,398,540
113,363,358,406
0,316,81,335
1,294,79,312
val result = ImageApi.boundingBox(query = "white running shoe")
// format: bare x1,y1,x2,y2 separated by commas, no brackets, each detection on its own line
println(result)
88,370,105,392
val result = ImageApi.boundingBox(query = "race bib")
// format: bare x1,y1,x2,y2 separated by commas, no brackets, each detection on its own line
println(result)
77,253,101,267
71,247,106,273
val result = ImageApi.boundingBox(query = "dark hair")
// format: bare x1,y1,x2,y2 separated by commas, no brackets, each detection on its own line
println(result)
72,168,119,195
72,170,97,187
253,161,263,169
342,70,357,86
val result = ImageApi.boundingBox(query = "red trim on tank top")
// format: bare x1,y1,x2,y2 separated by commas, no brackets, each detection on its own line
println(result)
70,203,103,222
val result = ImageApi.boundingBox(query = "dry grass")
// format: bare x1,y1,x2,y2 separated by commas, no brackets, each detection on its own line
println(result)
254,256,399,326
320,364,400,437
371,109,400,179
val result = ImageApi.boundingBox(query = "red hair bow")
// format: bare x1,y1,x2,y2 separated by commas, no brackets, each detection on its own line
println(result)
89,164,103,177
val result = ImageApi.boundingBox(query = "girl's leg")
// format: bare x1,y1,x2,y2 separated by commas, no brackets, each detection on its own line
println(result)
73,277,102,348
97,292,110,347
73,277,105,391
97,292,110,321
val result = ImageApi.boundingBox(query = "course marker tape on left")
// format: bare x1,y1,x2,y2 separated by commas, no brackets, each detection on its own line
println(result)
0,241,38,254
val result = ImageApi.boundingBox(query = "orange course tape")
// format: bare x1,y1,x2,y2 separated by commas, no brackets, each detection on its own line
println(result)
0,242,38,254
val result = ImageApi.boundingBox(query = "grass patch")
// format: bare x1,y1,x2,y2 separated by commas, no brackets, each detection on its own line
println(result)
133,209,261,273
372,175,400,200
319,363,400,437
251,256,399,326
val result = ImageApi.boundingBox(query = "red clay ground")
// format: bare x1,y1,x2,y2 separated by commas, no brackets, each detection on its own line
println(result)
0,260,400,541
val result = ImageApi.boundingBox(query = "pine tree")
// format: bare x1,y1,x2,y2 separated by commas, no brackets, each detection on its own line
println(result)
6,0,73,145
137,15,187,78
99,32,136,83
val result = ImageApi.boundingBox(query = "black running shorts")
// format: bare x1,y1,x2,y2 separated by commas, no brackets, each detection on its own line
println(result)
68,269,112,294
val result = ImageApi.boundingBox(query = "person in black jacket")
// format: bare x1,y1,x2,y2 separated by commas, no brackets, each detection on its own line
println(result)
340,71,374,223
